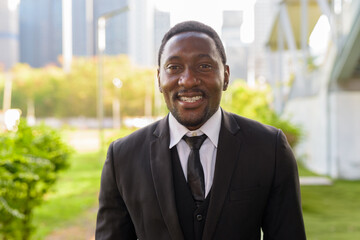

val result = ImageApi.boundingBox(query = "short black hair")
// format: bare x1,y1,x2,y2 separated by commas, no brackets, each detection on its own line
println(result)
157,21,227,66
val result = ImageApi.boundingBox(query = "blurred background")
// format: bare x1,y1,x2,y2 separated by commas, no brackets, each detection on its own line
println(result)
0,0,359,239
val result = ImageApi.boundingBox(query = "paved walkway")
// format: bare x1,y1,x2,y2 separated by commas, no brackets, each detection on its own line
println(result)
300,176,332,185
67,130,100,153
45,207,97,240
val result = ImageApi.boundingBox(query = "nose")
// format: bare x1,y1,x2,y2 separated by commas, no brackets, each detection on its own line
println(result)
178,68,199,89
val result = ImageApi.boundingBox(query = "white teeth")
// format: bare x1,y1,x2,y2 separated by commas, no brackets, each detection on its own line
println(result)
180,96,202,103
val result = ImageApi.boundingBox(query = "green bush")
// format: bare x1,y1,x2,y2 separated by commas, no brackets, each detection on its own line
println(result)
221,80,302,148
0,120,72,240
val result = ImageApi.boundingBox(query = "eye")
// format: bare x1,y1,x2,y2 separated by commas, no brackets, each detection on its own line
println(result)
198,64,212,72
165,64,182,73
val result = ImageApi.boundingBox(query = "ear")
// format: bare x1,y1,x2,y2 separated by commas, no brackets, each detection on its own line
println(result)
223,65,230,91
157,68,163,93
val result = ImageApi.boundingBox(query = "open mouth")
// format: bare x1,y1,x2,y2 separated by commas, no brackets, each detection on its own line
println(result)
179,96,203,103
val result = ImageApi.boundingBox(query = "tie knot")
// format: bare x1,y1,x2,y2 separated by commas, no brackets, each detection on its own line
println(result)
183,134,207,150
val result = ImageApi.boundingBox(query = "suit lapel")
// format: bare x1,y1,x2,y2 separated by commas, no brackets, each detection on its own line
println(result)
202,111,242,240
150,116,184,240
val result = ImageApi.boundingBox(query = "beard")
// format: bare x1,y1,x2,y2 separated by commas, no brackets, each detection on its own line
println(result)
169,104,215,130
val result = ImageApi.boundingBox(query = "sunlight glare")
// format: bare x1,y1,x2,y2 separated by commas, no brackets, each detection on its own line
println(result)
7,0,20,11
309,15,331,56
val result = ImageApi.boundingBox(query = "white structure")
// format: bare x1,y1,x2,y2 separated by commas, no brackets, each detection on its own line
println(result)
266,0,360,179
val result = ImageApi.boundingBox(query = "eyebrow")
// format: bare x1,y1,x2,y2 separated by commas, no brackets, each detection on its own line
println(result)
164,56,181,64
197,54,212,60
164,54,214,64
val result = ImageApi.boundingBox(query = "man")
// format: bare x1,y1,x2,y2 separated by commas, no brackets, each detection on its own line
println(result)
96,21,306,240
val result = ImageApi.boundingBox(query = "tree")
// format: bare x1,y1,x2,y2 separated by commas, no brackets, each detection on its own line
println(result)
5,56,157,119
221,80,302,148
10,64,66,118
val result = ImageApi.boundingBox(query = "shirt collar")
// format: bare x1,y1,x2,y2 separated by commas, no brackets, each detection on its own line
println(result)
169,108,222,149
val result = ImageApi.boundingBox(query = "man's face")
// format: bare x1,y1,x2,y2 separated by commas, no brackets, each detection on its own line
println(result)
157,32,229,130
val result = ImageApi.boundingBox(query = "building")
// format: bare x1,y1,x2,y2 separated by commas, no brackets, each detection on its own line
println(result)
19,0,62,68
0,0,19,70
153,9,170,65
72,0,93,56
221,10,248,82
17,0,169,68
93,0,128,57
254,0,278,81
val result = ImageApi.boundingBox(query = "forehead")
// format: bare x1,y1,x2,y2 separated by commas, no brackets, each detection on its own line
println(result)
161,32,220,63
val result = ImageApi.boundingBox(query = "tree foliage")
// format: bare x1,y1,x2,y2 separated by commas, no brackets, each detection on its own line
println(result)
221,80,302,148
2,55,157,118
0,120,72,240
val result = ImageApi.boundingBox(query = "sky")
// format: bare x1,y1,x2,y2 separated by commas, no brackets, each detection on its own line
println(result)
154,0,257,42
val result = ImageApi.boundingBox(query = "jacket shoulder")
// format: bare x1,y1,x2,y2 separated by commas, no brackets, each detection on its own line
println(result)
223,111,282,147
227,112,279,135
112,118,162,149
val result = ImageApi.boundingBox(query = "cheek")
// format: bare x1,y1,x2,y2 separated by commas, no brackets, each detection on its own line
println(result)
208,81,224,103
159,74,178,92
210,80,224,93
159,72,168,87
158,78,174,100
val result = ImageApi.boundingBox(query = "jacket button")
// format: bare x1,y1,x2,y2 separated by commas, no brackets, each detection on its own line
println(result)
196,214,203,221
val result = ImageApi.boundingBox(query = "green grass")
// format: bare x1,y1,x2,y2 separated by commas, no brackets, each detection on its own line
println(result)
31,151,104,239
301,180,360,239
298,162,360,239
296,163,360,239
297,161,321,177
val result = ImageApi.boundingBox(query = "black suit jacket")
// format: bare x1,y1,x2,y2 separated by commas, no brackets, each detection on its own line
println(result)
96,110,306,240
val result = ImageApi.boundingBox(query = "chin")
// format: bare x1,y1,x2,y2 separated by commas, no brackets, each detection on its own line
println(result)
179,119,204,129
174,111,208,130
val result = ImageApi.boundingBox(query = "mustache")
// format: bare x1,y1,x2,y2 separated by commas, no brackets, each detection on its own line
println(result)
175,88,206,96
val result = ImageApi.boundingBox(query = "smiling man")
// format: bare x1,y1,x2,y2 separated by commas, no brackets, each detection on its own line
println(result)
158,30,229,131
96,21,306,240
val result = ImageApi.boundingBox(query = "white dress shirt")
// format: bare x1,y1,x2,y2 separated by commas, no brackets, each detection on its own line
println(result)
169,108,222,197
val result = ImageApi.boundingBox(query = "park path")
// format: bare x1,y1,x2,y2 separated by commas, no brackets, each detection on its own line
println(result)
46,226,95,240
45,207,97,240
67,130,100,153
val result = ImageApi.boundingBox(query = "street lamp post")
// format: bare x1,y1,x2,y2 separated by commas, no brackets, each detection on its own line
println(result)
97,6,129,151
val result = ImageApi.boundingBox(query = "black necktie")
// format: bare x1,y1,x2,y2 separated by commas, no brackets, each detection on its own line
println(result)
182,134,207,205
